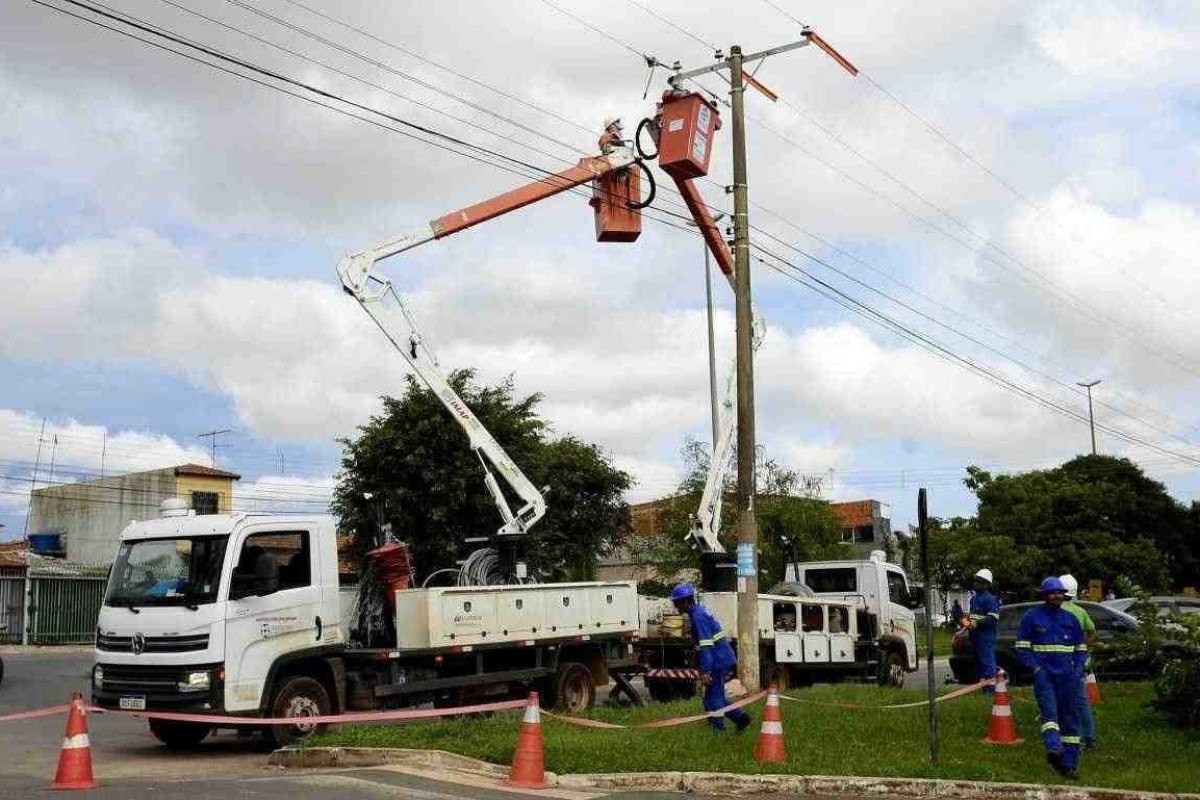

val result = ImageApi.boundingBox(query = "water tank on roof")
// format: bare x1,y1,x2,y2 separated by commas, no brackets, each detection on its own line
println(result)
160,498,192,518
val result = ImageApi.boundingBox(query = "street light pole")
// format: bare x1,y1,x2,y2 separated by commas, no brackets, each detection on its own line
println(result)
1077,379,1101,456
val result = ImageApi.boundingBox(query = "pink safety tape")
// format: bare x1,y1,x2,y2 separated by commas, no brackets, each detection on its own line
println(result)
0,704,72,723
85,697,527,726
779,678,994,711
541,689,769,730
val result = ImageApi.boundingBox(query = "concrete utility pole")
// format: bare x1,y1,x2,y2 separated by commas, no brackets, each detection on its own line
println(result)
668,29,857,692
728,45,761,693
1077,379,1101,456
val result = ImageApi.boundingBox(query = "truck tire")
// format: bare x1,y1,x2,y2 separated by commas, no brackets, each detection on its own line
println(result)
265,675,331,748
148,719,211,749
0,655,5,686
552,662,595,714
878,650,906,688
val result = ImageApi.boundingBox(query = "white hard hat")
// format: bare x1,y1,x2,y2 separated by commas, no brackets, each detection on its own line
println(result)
1059,574,1079,599
974,568,993,584
603,116,622,130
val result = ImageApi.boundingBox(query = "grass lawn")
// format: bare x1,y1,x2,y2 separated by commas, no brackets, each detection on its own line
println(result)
917,626,955,658
308,681,1200,793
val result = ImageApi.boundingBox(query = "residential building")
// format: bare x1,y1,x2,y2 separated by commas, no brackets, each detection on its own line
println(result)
28,464,240,565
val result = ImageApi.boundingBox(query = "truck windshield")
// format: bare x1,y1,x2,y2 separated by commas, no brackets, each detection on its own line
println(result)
105,536,229,607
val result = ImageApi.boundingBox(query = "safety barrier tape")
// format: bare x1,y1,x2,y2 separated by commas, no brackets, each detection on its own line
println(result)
541,689,769,729
0,704,72,723
779,678,995,710
85,697,528,726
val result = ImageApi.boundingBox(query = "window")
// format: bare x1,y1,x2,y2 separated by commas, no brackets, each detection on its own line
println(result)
805,568,857,593
230,531,310,600
105,536,228,607
853,524,875,543
801,604,825,632
829,606,849,634
1087,606,1135,633
886,570,910,606
191,491,219,515
1176,601,1200,616
998,606,1025,632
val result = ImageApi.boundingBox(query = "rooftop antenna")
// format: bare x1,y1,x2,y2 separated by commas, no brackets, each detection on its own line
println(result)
196,429,232,468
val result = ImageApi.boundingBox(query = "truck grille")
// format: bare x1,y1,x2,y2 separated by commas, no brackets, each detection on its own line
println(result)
99,663,191,691
97,633,210,653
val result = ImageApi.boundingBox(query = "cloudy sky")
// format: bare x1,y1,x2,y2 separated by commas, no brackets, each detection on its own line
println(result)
3,0,1200,543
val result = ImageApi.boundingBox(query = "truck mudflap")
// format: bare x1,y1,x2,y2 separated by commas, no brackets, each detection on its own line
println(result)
645,668,700,680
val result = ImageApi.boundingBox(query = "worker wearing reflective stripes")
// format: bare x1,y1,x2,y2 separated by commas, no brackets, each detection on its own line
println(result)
671,583,751,732
963,568,1001,691
1016,577,1089,779
1060,574,1097,748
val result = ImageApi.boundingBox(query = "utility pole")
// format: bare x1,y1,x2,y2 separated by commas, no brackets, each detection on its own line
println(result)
1077,379,1101,456
668,28,857,692
196,429,232,468
728,45,761,693
22,419,47,538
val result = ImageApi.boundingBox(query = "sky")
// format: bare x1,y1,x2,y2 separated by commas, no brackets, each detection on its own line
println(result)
3,0,1200,544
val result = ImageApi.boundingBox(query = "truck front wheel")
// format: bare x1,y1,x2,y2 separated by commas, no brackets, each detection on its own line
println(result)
148,719,211,749
266,675,330,748
878,651,906,688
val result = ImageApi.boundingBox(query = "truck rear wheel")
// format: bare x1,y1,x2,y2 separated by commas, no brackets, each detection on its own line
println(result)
552,662,595,714
266,675,330,748
148,719,211,749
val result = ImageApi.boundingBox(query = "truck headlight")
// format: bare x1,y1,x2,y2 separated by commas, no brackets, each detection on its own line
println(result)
92,665,104,688
178,670,211,693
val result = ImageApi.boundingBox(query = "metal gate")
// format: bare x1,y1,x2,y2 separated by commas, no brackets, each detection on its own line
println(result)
0,575,24,644
28,576,107,645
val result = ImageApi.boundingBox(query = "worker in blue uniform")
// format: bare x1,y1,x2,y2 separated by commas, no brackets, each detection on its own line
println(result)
1015,577,1089,779
671,583,752,732
961,568,1001,691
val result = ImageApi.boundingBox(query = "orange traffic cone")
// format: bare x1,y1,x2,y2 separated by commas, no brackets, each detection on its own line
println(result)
982,670,1024,746
1085,672,1102,705
754,686,787,764
52,692,97,790
502,692,551,790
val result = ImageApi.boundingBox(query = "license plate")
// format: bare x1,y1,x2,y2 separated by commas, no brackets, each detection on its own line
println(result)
119,696,146,711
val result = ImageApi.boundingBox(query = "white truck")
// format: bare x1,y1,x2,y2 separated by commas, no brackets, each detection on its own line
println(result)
91,501,640,748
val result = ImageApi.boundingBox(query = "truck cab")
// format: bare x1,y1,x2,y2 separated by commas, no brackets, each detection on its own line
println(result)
784,550,919,686
92,502,342,747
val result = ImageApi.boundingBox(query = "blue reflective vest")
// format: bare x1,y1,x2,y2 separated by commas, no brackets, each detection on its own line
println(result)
1015,604,1088,676
687,602,736,674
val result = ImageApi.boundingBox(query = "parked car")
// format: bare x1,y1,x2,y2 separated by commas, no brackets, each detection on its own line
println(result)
949,600,1171,684
1103,595,1200,618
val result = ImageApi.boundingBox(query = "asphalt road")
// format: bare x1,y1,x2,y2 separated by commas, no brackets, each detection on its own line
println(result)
0,649,930,799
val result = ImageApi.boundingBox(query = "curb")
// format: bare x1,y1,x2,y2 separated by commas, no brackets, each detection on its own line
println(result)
268,748,1200,800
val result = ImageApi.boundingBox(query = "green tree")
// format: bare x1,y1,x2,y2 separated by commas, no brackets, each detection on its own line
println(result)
630,437,850,584
332,369,631,582
964,456,1187,597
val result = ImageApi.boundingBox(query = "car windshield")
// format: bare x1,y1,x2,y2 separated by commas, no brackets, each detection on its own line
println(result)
105,536,229,607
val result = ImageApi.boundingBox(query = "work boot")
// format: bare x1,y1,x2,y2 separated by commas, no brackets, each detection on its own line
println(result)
1046,750,1064,773
734,714,752,733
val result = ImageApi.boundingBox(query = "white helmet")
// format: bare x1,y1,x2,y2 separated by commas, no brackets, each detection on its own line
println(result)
974,568,993,584
1059,574,1079,599
602,116,622,130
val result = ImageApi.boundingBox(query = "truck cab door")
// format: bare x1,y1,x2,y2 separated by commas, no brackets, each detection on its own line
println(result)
223,526,322,713
883,566,917,669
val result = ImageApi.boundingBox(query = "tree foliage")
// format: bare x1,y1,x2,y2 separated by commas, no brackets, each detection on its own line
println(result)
913,456,1198,599
628,437,851,584
332,369,631,582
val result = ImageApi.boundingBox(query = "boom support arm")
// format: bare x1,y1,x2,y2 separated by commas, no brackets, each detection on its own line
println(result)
340,147,637,297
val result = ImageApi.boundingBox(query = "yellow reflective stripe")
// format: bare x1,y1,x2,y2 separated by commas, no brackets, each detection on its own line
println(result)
1032,644,1075,653
1062,736,1082,744
698,638,715,647
1075,644,1088,651
712,630,726,641
987,612,1000,618
968,614,984,620
1015,641,1032,649
1041,721,1060,732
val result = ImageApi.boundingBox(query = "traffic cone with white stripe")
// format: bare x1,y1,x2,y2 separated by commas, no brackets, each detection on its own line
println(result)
502,692,551,790
1085,672,1102,705
52,692,97,790
982,670,1023,745
754,686,787,764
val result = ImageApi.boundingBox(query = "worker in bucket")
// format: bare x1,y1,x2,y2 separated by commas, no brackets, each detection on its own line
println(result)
670,583,752,732
598,117,624,154
1059,574,1098,748
961,568,1001,691
1015,577,1089,779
